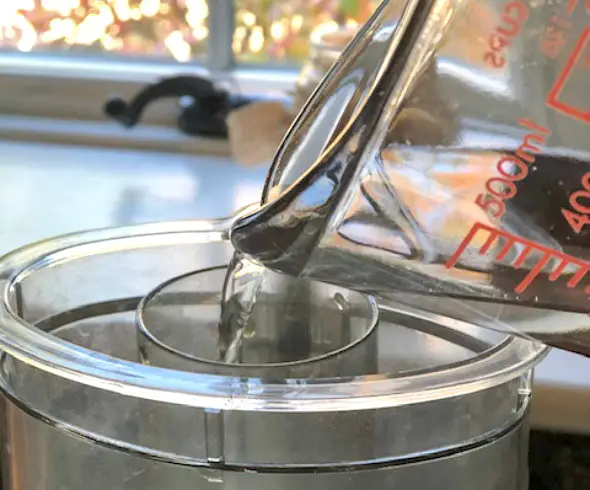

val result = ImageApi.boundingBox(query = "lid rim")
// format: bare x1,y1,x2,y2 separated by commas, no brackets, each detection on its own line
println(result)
0,220,549,412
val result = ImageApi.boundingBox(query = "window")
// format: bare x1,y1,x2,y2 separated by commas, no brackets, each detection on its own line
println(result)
0,1,209,60
0,1,378,153
0,1,377,63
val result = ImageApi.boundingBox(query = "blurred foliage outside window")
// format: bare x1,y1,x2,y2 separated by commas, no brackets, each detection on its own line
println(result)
0,1,209,61
234,0,378,64
0,0,378,65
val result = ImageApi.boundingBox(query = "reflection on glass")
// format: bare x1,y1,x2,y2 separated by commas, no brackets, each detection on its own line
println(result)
234,0,379,65
0,0,208,62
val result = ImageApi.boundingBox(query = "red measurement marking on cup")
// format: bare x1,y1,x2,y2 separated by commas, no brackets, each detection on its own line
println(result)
484,1,530,68
566,0,590,16
474,119,550,219
446,222,590,294
566,0,578,14
562,172,590,233
546,28,590,124
564,0,589,16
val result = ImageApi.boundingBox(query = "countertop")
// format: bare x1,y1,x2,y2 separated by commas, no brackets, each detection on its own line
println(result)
0,139,588,435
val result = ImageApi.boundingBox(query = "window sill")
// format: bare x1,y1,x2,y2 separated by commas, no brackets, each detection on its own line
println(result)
0,53,298,150
0,115,232,156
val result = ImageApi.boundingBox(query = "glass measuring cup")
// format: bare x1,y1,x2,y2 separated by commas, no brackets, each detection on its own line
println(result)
230,0,590,356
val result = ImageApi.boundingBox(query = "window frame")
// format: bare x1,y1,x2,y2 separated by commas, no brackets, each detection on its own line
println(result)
0,1,300,153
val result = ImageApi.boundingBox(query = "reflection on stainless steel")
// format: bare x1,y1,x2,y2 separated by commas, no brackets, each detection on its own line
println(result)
230,0,590,356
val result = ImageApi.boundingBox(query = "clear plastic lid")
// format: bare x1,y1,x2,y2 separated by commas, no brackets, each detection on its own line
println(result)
0,219,547,413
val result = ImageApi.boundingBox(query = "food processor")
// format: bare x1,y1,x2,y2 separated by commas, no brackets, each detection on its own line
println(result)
0,219,546,489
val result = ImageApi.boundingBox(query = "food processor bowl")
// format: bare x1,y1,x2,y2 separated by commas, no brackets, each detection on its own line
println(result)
0,218,547,490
